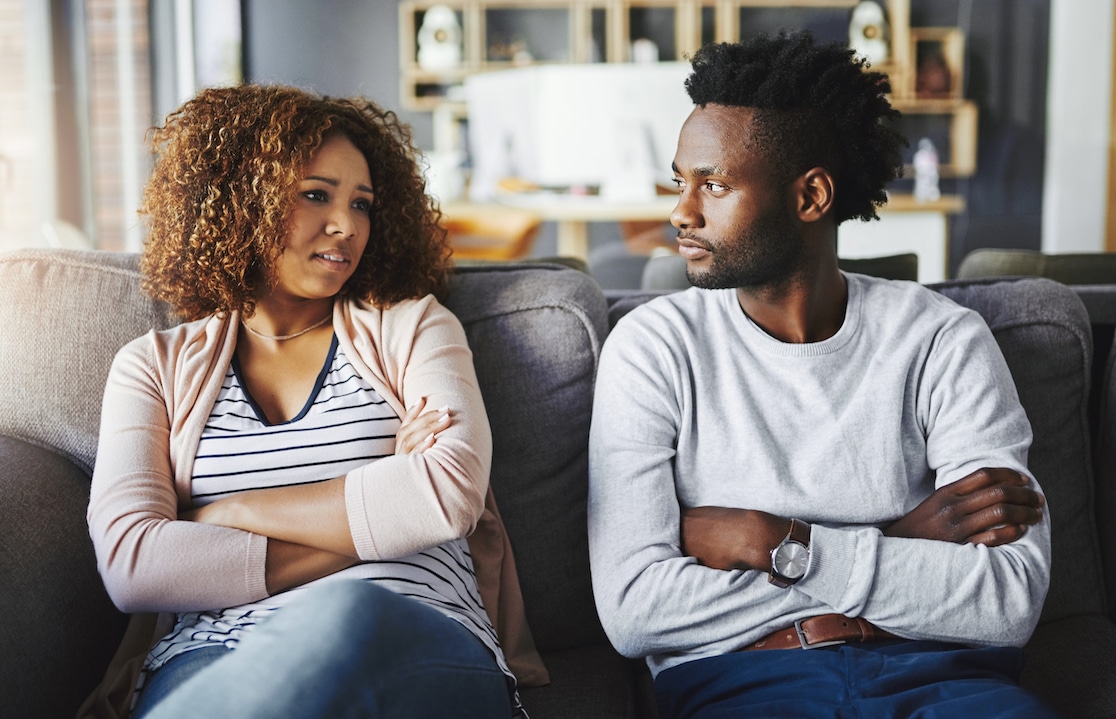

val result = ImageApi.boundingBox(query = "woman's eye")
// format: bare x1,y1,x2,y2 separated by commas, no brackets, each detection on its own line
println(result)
352,198,372,214
303,190,327,202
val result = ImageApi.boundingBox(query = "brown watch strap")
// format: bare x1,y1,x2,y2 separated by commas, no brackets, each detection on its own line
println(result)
789,518,810,548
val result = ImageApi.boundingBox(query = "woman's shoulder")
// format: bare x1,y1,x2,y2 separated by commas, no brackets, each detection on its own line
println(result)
111,314,230,380
344,295,460,332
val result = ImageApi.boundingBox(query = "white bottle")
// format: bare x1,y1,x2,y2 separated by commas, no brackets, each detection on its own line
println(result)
913,137,941,203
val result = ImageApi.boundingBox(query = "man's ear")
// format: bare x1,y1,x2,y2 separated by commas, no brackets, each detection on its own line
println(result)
792,167,835,223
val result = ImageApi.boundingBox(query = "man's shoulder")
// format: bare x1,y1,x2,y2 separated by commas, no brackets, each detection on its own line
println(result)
852,274,974,328
604,288,729,358
616,287,728,327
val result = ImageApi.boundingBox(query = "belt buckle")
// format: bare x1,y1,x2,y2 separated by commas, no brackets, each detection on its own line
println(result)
795,619,847,650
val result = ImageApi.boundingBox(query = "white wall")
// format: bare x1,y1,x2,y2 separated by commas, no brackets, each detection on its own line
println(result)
1043,0,1114,252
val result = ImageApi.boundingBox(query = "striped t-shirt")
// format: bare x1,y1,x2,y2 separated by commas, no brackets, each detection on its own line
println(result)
142,335,522,713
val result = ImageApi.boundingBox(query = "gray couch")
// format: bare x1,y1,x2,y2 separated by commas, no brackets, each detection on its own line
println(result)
3,248,1116,718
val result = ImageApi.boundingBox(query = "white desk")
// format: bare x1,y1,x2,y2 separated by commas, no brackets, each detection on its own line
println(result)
838,195,965,283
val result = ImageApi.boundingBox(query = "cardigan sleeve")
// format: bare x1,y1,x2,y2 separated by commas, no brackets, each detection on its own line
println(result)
341,298,493,561
87,333,270,613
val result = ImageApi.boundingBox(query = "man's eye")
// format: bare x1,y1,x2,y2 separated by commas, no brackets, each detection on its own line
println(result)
706,182,727,193
671,178,685,191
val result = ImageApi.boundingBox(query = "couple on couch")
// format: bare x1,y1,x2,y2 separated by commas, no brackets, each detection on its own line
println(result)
83,31,1054,719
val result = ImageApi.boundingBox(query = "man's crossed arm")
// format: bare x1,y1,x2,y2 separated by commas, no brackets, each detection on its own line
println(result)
681,467,1045,573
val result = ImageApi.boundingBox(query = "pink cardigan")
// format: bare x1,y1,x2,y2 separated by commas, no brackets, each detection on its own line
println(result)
80,295,547,718
88,294,491,612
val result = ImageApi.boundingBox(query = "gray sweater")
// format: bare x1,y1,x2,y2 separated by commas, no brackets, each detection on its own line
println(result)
588,273,1051,677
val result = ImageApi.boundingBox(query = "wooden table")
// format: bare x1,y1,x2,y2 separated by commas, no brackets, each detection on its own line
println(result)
442,196,678,262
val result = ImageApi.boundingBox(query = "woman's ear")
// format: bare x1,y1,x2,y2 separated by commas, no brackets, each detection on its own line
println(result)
793,167,835,223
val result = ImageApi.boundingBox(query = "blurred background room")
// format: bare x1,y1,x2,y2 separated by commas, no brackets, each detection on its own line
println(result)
0,0,1110,289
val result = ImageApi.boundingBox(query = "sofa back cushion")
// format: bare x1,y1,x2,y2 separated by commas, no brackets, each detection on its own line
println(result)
933,278,1102,622
0,250,177,472
446,264,610,652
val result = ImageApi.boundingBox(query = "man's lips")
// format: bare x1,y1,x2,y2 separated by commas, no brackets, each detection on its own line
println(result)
677,237,711,260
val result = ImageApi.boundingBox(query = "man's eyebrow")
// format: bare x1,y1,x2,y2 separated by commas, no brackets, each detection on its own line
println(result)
671,163,724,177
306,175,374,194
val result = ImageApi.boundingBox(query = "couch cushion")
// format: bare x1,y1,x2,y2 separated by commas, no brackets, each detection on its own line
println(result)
0,435,130,718
520,645,651,719
1023,614,1116,717
934,277,1104,622
0,249,176,472
446,264,611,652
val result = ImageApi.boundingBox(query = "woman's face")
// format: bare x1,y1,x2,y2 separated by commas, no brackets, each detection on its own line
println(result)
266,134,373,305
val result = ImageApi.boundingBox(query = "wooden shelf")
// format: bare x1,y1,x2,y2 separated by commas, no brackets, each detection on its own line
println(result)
400,0,977,178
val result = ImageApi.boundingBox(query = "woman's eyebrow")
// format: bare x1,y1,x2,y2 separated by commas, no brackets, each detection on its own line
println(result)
305,175,374,194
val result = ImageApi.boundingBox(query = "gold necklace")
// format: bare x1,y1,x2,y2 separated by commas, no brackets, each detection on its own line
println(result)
241,312,331,341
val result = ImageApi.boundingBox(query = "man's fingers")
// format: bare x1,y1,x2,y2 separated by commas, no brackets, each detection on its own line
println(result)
949,467,1028,496
967,523,1028,548
957,484,1045,518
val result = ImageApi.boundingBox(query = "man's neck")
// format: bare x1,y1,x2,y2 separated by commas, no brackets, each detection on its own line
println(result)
735,264,848,344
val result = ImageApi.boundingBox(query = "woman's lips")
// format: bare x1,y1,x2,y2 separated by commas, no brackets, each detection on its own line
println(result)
313,252,350,270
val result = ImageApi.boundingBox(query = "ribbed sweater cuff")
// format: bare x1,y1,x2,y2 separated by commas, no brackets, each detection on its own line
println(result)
344,467,379,561
802,523,877,615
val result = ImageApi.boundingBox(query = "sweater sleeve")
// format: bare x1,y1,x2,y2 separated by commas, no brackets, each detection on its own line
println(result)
794,311,1051,647
589,313,832,666
87,335,269,614
342,299,492,561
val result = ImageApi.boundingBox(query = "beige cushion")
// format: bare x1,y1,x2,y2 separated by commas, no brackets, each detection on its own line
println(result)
0,249,176,472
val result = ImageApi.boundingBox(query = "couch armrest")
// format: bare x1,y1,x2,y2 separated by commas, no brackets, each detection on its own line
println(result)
0,434,128,718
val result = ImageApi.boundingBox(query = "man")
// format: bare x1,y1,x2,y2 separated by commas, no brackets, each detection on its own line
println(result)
588,33,1055,717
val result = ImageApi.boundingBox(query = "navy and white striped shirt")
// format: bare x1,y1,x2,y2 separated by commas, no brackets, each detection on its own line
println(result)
143,336,521,712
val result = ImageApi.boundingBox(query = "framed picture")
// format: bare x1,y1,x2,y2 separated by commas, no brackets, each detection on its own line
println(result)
911,27,964,100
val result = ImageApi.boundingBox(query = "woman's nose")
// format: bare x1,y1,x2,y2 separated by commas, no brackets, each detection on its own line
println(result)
325,205,355,238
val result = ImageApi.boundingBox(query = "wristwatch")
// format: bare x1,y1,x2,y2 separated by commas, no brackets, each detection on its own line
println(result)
769,518,811,588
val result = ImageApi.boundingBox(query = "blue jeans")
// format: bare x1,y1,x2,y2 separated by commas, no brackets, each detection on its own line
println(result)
654,640,1060,718
132,580,512,718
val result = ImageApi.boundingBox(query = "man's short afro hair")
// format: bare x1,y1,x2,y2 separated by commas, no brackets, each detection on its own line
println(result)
685,32,907,224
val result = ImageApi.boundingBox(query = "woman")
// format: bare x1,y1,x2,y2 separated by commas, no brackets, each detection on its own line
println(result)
85,84,528,718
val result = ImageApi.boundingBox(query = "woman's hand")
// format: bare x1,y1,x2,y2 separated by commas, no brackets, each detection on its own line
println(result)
174,398,458,558
395,397,453,454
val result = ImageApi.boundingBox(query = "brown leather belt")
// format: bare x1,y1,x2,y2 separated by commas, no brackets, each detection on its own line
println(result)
743,614,898,651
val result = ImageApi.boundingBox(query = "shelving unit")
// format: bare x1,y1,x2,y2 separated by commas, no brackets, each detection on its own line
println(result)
399,0,977,179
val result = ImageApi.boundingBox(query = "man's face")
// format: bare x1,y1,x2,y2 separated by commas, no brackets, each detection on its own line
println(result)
669,104,803,290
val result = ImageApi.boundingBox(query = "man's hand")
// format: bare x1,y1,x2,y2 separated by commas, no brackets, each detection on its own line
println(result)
681,506,790,572
884,467,1044,546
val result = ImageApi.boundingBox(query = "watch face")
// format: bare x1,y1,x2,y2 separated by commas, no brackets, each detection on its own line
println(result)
773,541,809,580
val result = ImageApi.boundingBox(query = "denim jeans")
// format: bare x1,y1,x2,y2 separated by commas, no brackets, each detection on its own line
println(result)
132,579,512,718
655,639,1059,718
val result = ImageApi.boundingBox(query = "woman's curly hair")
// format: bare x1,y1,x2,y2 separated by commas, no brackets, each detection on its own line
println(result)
140,84,451,320
685,33,907,224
